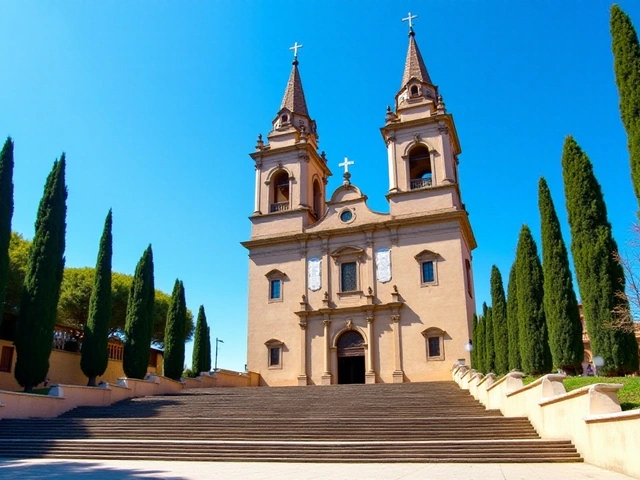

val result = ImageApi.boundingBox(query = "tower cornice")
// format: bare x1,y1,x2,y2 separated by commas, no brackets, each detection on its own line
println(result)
380,113,461,156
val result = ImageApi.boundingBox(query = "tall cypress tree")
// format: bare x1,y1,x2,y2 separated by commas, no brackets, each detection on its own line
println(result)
562,136,638,375
205,325,212,372
0,138,14,323
506,261,521,371
123,245,155,379
538,177,583,373
516,225,552,375
192,305,210,374
163,279,187,380
483,303,495,373
611,5,640,209
490,266,509,375
14,156,67,392
81,210,113,386
476,314,485,373
471,313,479,369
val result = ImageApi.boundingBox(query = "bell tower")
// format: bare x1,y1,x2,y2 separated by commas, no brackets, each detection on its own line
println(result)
381,15,465,217
249,43,332,238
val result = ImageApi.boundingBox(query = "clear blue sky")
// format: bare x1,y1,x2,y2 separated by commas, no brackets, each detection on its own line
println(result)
1,2,639,372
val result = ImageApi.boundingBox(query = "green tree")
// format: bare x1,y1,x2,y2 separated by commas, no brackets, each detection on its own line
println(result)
506,261,521,371
611,5,640,209
14,156,67,392
483,302,495,373
471,313,479,369
561,136,638,375
515,225,552,375
80,210,113,386
476,314,485,373
163,279,187,380
4,232,30,315
0,138,14,326
490,266,509,375
192,305,211,374
538,177,583,373
123,245,155,379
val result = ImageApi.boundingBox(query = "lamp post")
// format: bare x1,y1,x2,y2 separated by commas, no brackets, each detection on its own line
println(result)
214,338,224,372
464,339,473,367
593,355,604,377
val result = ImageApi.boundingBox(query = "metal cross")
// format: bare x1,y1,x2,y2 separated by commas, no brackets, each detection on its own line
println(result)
339,157,354,174
290,42,303,58
402,12,418,29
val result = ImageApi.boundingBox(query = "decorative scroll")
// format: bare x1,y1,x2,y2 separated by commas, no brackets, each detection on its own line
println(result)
308,258,322,292
375,248,392,283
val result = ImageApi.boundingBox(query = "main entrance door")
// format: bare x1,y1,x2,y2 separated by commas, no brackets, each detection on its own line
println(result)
337,330,365,384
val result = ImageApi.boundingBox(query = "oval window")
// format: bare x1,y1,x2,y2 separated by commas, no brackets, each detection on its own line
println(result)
340,210,353,223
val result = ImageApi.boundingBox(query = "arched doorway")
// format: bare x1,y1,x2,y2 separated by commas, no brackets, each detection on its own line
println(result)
337,330,365,384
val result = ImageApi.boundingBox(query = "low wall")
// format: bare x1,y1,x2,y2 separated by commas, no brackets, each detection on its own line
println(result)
452,365,640,479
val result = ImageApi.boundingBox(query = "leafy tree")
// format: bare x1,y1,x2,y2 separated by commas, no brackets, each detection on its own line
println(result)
476,313,485,373
4,232,30,315
561,136,638,375
14,156,67,392
0,138,14,326
515,225,552,375
506,261,521,371
471,313,479,369
81,210,112,386
490,266,509,375
538,177,583,373
483,302,495,373
611,5,640,210
192,305,211,374
163,279,187,380
123,245,155,379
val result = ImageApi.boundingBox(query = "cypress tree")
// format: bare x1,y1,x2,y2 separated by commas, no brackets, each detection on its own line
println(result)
538,177,583,373
506,262,521,371
471,313,479,369
483,303,495,373
476,314,485,373
14,156,67,392
611,5,640,209
163,279,187,380
81,210,113,386
562,136,638,374
516,225,552,375
205,326,212,372
0,138,14,322
123,245,155,379
192,305,210,374
491,266,509,375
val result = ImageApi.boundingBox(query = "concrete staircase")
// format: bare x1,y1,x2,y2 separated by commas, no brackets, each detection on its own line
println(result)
0,382,581,463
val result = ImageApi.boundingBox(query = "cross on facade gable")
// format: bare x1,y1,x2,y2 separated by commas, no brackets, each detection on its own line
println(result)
402,12,418,29
339,157,354,174
290,42,303,58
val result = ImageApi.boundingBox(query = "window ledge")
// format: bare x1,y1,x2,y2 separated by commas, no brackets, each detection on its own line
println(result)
337,290,363,298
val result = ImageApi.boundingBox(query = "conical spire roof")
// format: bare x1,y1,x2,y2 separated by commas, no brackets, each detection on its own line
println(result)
401,31,432,87
280,60,309,117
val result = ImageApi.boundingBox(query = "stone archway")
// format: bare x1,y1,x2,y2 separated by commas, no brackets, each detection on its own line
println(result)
337,330,365,384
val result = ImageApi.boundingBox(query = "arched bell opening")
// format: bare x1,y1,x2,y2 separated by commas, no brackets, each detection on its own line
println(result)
337,330,365,384
312,179,322,218
408,145,432,190
270,170,290,212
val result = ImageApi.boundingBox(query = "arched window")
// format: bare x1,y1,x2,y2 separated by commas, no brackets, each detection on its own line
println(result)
409,146,432,190
270,170,290,213
410,85,419,96
313,179,322,218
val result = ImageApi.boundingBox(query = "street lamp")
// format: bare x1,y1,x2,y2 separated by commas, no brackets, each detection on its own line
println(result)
214,338,224,372
465,340,473,352
593,355,604,377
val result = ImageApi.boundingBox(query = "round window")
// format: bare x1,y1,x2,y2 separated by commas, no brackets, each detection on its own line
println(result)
340,210,353,223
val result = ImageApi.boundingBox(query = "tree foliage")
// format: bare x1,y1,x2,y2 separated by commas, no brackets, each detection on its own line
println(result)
4,232,29,316
506,261,521,371
163,279,187,380
0,138,14,326
476,313,485,373
483,302,495,373
538,177,583,372
561,136,638,375
490,266,509,375
123,245,155,379
471,313,479,369
611,5,640,210
515,224,552,375
81,210,112,386
14,156,67,391
192,305,211,374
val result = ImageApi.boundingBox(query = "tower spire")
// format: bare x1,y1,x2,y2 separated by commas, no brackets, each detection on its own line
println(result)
280,42,309,117
400,14,432,87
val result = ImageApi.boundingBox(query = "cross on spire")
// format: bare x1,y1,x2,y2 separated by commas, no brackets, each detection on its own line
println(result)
402,12,418,31
290,42,303,59
339,157,354,174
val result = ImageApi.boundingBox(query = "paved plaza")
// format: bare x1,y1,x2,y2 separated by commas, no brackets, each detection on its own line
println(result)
0,459,634,480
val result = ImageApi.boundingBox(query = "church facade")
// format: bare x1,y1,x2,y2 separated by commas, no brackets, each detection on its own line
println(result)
242,25,477,386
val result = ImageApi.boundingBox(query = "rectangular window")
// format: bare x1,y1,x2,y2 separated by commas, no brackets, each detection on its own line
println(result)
465,259,473,297
269,279,281,300
428,337,441,358
269,347,280,366
422,261,435,283
341,262,357,292
0,346,14,372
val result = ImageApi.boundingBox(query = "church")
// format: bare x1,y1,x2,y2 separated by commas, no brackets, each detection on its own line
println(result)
242,17,477,386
